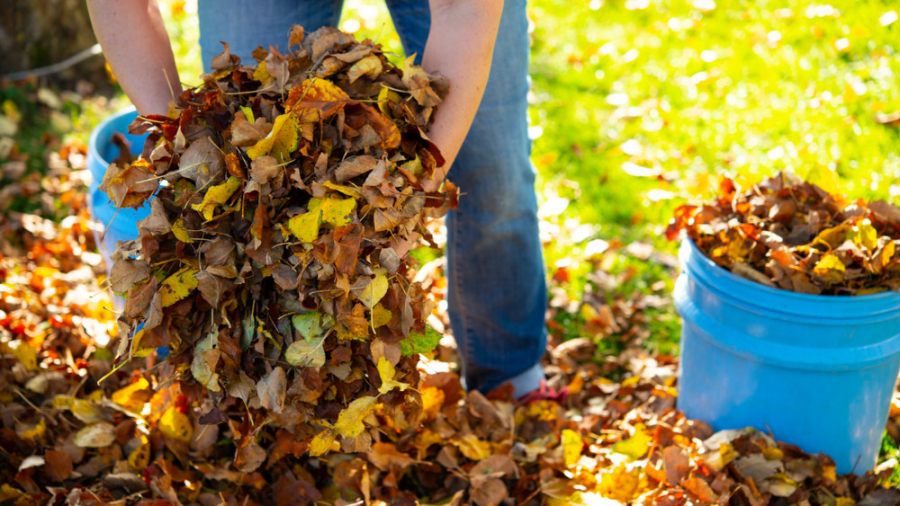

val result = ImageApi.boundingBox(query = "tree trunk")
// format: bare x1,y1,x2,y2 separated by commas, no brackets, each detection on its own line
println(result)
0,0,108,85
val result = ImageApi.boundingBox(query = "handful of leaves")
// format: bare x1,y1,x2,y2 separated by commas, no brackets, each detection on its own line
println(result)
99,25,456,465
667,171,900,295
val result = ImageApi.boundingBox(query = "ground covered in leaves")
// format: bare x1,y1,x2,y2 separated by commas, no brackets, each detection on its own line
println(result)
3,84,900,506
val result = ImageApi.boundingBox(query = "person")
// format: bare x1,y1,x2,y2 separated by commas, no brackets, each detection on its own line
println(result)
85,0,558,400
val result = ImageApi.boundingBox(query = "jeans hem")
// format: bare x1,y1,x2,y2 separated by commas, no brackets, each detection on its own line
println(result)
509,362,546,399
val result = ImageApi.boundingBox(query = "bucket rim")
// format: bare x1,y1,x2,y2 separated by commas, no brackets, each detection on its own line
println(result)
87,105,139,178
681,238,900,307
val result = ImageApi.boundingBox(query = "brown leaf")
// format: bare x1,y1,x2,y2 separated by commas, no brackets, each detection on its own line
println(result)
663,445,690,485
100,159,159,209
470,478,508,506
334,155,377,183
110,258,150,293
258,367,287,413
43,450,73,482
231,112,272,147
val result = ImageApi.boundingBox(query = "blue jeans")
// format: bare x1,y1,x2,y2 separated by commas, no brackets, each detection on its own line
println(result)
197,0,548,395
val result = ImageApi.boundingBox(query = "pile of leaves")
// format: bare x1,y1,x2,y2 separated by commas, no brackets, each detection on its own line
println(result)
98,24,460,471
666,171,900,295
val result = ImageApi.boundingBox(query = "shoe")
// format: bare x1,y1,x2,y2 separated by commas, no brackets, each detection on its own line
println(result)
517,379,569,405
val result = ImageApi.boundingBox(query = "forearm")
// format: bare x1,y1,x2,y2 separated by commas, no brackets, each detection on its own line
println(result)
422,0,504,172
86,0,181,116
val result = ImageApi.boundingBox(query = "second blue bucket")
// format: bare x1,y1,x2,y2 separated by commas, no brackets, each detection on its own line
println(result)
675,239,900,474
87,106,150,269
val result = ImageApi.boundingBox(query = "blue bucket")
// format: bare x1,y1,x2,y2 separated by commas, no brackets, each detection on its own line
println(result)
675,239,900,474
88,107,167,357
86,106,150,269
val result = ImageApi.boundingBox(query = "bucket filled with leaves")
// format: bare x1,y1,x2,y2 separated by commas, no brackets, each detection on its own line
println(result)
668,172,900,473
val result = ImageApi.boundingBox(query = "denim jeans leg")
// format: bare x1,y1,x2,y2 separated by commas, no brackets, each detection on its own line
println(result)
382,0,430,63
197,0,345,71
387,0,548,396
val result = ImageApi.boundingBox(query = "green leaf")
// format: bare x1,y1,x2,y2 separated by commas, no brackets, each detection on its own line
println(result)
285,336,326,368
241,313,256,350
400,325,441,357
291,312,333,339
191,331,221,391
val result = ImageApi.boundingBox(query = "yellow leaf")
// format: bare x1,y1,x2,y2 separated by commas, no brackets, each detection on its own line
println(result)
455,434,492,461
252,60,270,83
247,112,299,162
334,396,378,438
621,375,641,388
372,303,392,328
71,398,103,423
159,406,193,443
310,196,356,227
814,224,850,249
763,446,784,460
191,176,241,221
597,464,643,503
377,356,409,395
18,419,46,441
323,180,362,199
562,429,582,467
852,219,878,251
160,267,199,307
9,340,38,371
287,210,321,243
836,498,856,506
377,87,401,120
806,165,841,196
131,329,156,358
612,425,653,459
813,253,846,285
52,395,73,409
128,435,150,470
111,377,151,413
0,484,23,503
308,429,335,457
358,270,388,309
240,105,255,123
285,78,351,122
420,387,445,421
172,218,194,243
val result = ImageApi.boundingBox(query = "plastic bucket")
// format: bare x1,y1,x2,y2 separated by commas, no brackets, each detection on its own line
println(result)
674,239,900,474
86,106,150,268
